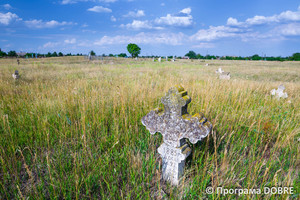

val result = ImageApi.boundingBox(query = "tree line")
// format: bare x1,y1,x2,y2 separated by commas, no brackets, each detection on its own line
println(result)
185,51,300,61
1,47,300,61
0,49,83,58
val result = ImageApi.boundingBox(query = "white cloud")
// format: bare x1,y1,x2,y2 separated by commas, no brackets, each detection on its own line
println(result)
61,0,77,4
192,43,215,49
227,17,242,26
111,16,116,22
81,23,88,27
276,23,300,36
123,10,145,18
0,12,21,25
100,0,117,3
120,20,152,29
180,7,191,15
94,32,186,46
87,6,112,13
61,0,117,4
155,8,193,27
227,7,300,27
190,26,239,41
25,19,75,28
278,10,300,21
3,4,12,10
64,38,77,44
43,42,60,48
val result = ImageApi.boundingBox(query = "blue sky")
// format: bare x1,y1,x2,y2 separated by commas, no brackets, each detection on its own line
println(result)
0,0,300,56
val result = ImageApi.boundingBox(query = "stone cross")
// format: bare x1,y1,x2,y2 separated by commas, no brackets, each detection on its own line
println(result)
216,68,230,80
270,84,288,99
12,70,19,80
142,86,212,185
215,67,224,74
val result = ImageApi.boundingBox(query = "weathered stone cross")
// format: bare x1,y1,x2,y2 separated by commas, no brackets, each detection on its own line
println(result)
142,86,212,185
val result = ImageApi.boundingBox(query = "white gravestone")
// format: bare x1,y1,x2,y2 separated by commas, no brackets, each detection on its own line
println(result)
142,86,212,185
270,85,288,99
215,68,230,80
12,70,20,80
166,56,168,61
215,68,224,74
158,57,161,62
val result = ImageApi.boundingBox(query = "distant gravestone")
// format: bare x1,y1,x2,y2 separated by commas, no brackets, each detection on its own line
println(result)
215,68,224,74
205,63,209,66
12,70,20,80
172,56,175,62
158,57,161,62
135,57,138,60
219,72,231,80
270,85,288,99
166,56,168,61
142,86,212,185
216,68,230,80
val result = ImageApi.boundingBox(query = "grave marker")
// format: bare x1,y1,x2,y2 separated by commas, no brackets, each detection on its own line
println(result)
158,57,161,62
215,68,230,80
270,85,288,99
142,86,212,185
12,70,19,80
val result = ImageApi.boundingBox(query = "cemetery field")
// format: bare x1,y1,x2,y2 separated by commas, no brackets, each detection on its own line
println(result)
0,56,299,199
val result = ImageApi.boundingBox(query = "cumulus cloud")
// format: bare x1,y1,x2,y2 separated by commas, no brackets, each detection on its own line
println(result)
64,38,77,44
227,7,300,27
25,19,75,28
190,26,240,41
0,12,21,25
123,10,145,18
94,32,186,46
192,42,215,48
3,4,12,10
61,0,117,4
180,7,191,15
276,23,300,36
120,20,153,30
111,16,116,22
155,7,193,27
87,6,112,13
43,42,60,48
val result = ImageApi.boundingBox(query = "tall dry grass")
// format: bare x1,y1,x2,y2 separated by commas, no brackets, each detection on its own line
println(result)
0,57,299,199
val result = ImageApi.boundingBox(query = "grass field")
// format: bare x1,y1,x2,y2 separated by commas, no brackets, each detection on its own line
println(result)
0,57,299,199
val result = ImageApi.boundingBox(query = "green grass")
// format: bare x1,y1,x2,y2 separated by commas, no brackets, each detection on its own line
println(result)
0,57,299,199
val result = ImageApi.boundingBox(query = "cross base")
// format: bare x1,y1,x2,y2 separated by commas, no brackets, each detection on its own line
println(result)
158,141,191,185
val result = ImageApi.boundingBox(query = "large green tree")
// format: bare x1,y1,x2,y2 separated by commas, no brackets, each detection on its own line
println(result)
291,53,300,61
7,50,17,57
185,51,196,59
127,43,141,58
90,50,96,56
0,48,7,57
